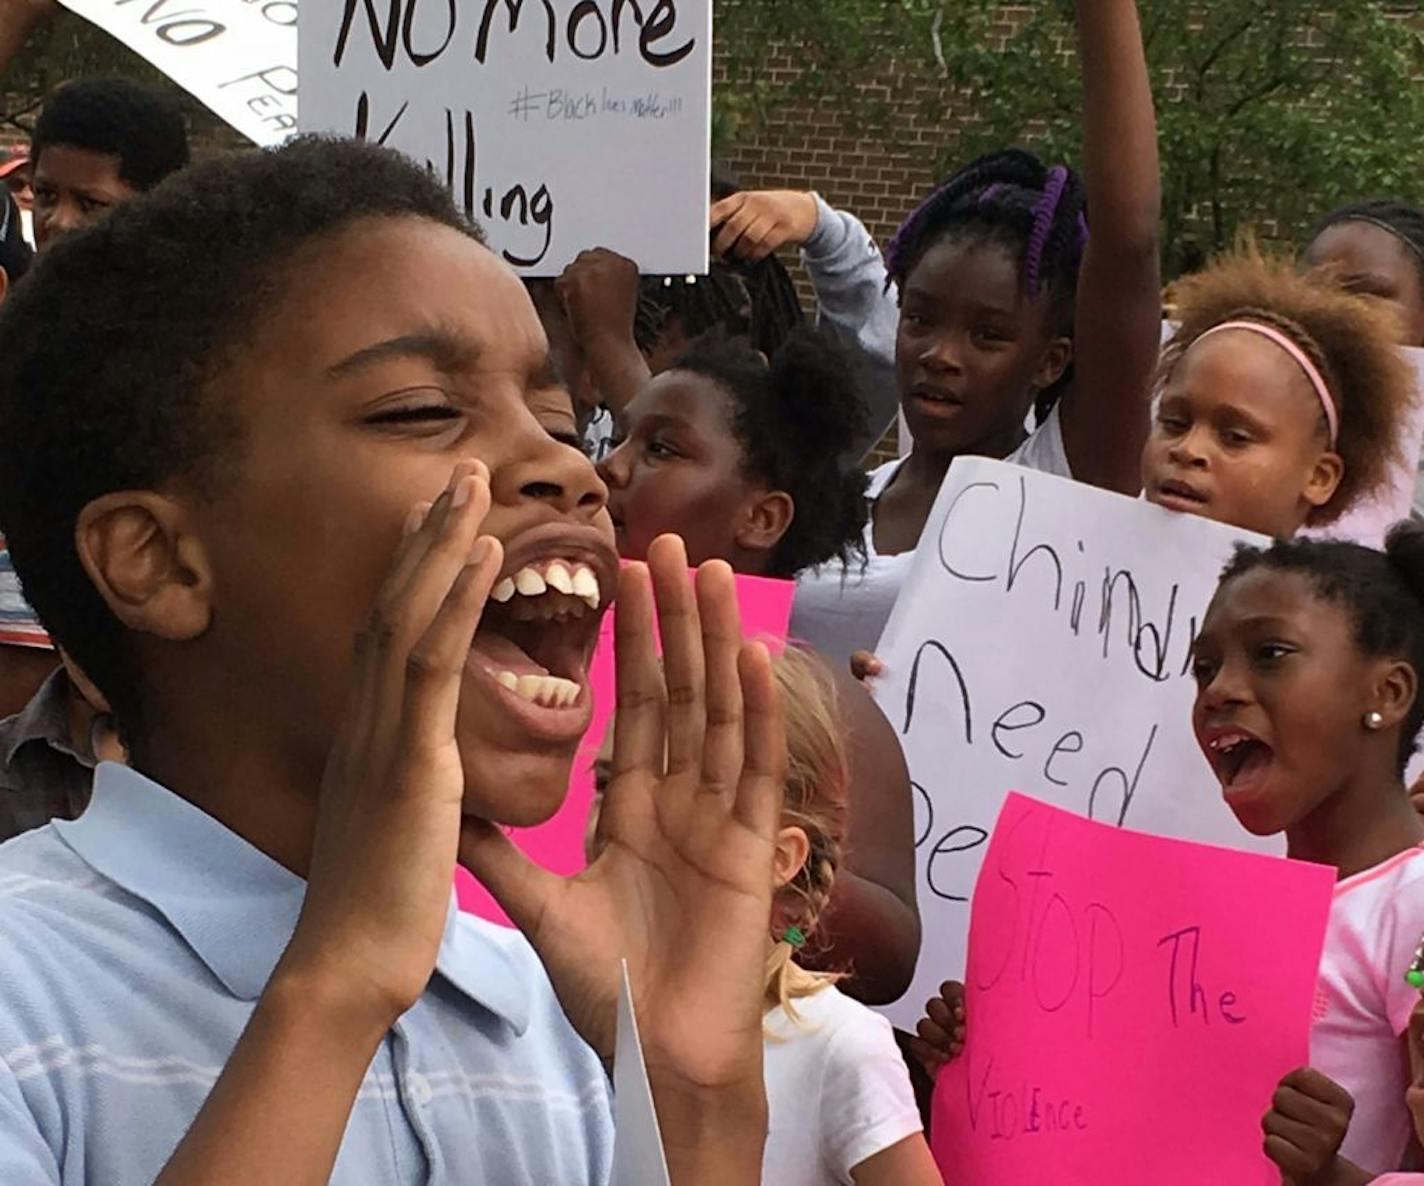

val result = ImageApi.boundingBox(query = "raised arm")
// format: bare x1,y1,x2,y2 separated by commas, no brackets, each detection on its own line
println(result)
711,191,902,448
1058,0,1162,495
556,248,652,430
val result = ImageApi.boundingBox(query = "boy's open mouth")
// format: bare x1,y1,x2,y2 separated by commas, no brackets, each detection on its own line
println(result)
468,552,611,730
1204,727,1274,801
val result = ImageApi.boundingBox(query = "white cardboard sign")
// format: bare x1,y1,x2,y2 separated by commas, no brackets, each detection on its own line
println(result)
299,1,712,276
56,0,298,146
873,457,1280,1029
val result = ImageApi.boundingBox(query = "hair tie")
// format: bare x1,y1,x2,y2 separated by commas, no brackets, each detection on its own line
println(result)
1195,320,1339,447
1024,165,1068,299
781,925,807,950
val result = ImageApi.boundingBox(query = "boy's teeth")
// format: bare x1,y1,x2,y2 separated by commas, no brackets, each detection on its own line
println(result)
571,564,600,608
514,567,547,597
491,578,516,603
501,671,580,708
545,562,574,595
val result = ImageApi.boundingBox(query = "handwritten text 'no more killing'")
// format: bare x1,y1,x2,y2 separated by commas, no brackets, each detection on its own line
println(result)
328,0,700,268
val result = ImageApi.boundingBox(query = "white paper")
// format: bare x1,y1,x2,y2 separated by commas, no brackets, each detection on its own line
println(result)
610,959,671,1186
872,457,1280,1029
57,0,297,147
299,1,712,277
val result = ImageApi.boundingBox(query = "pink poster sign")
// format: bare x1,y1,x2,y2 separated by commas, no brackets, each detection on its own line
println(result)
458,570,796,922
931,792,1334,1185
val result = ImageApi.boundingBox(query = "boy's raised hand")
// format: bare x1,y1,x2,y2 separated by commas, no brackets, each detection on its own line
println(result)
556,247,641,354
460,534,784,1174
279,460,504,1027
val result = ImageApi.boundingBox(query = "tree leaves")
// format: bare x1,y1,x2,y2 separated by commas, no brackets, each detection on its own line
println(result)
715,0,1424,277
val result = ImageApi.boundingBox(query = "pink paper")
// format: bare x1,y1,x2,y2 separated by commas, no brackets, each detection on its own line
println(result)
932,792,1335,1186
457,570,796,923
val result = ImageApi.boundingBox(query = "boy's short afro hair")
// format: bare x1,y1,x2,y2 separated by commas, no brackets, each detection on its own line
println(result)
0,135,482,731
32,77,190,191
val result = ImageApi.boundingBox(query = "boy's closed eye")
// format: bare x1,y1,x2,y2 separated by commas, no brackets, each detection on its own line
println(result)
365,394,464,427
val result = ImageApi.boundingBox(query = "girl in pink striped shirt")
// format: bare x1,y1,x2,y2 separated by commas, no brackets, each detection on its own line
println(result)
1192,526,1424,1177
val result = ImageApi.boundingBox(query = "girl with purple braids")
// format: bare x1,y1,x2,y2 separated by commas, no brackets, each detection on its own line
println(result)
790,0,1164,667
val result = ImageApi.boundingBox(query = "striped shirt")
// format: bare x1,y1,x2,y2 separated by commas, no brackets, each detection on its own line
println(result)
0,763,615,1185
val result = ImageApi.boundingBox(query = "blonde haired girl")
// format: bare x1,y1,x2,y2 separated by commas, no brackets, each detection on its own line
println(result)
757,646,939,1186
588,646,938,1185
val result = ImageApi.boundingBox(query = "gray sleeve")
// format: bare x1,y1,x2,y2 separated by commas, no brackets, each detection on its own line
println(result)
800,195,902,457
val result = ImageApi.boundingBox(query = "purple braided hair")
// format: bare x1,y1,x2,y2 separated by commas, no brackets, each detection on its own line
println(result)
1024,165,1069,299
882,158,1088,297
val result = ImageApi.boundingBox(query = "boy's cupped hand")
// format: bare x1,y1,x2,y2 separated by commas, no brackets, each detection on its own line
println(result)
279,459,505,1030
459,534,785,1101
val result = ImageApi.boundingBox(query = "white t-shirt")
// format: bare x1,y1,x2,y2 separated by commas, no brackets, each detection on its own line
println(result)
790,407,1071,665
1311,845,1424,1173
762,985,923,1186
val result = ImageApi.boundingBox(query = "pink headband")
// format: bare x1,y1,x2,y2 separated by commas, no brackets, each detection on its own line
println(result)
1194,320,1339,447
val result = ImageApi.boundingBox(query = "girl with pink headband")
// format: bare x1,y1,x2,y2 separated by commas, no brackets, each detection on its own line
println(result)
1142,244,1415,539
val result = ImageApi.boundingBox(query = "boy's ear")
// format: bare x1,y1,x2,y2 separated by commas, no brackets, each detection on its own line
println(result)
0,267,9,306
75,492,215,642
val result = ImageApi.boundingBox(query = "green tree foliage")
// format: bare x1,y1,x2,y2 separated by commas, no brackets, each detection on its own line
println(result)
716,0,1424,276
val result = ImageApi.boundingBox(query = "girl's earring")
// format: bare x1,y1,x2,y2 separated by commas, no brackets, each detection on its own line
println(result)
1364,710,1385,731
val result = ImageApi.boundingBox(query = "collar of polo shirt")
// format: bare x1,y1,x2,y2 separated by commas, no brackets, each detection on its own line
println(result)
54,763,534,1033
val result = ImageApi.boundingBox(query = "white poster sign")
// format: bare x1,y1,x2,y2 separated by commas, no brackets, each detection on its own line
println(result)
299,1,712,277
873,458,1278,1029
57,0,298,146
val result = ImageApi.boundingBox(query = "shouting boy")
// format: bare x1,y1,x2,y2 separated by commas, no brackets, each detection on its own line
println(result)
0,136,781,1184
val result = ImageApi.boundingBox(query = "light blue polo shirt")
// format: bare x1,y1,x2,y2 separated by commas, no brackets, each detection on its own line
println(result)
0,763,615,1185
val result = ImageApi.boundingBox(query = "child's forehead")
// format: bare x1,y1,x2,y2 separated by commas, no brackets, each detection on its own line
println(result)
1171,330,1315,406
251,220,538,370
1208,566,1340,631
1308,219,1412,274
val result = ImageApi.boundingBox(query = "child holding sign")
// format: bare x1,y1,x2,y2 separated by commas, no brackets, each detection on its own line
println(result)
1190,525,1424,1173
1142,247,1416,539
590,646,938,1186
